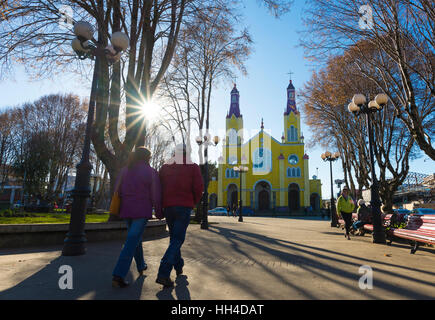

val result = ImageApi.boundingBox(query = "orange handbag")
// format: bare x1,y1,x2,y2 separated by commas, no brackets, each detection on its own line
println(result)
109,170,123,216
109,191,121,216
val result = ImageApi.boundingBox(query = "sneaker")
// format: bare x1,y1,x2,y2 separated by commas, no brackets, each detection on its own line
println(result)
156,277,174,288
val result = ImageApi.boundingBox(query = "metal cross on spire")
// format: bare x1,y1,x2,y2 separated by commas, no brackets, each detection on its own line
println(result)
287,70,294,81
232,74,238,87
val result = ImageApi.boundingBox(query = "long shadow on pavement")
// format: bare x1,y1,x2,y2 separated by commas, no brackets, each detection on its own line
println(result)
0,240,150,300
207,225,435,299
156,275,191,300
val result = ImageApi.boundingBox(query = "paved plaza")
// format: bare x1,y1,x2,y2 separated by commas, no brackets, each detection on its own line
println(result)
0,216,434,300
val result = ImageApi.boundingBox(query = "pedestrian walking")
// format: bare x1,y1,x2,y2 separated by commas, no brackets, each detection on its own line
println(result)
112,147,162,288
336,186,355,240
156,144,204,288
352,199,372,236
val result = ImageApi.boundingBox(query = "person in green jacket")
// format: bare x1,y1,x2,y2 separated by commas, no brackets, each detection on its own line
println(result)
336,186,356,240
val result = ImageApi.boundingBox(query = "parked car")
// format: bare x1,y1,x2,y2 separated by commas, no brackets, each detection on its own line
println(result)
236,207,254,216
208,207,228,216
412,208,435,215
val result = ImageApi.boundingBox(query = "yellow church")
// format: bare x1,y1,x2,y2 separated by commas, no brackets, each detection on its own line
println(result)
208,80,322,214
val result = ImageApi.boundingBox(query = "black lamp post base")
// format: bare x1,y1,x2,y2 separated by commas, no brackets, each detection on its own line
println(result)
62,235,87,256
372,232,386,244
238,215,243,222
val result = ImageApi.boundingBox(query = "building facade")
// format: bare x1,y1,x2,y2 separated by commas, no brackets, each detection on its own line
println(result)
208,81,322,214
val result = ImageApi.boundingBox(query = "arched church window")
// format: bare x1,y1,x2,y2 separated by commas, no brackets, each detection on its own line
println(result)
287,126,298,142
297,168,301,177
228,129,237,145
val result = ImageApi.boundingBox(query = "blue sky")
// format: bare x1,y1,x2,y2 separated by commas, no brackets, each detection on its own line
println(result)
0,0,433,200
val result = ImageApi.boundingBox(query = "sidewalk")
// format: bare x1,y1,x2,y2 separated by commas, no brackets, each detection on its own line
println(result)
0,216,434,300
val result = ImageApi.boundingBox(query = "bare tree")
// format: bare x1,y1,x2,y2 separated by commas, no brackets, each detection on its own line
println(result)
0,0,293,208
301,0,435,160
301,51,418,213
160,0,253,163
0,110,16,192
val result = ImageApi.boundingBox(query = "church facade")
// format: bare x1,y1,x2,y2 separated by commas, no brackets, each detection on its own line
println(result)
208,81,322,214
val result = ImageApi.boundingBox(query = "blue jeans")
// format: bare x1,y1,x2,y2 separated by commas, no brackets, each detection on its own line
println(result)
112,218,148,279
353,220,365,230
158,206,191,279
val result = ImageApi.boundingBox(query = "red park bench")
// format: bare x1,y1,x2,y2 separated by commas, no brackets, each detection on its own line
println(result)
337,213,392,235
338,212,435,254
386,214,435,254
362,213,393,233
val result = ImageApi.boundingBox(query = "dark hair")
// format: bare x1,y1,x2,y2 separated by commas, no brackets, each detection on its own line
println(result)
127,147,151,169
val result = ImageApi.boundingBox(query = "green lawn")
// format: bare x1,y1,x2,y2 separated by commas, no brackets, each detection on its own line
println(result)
0,213,110,224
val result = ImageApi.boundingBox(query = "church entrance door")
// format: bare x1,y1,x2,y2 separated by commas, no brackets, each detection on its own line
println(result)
259,190,270,210
310,193,320,212
255,181,271,211
288,183,300,211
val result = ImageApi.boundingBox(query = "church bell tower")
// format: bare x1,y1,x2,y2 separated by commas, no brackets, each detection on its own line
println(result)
283,80,301,144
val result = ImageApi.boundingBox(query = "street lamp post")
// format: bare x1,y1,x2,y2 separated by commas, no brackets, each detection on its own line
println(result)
348,93,389,244
62,21,129,256
234,165,249,222
196,134,220,230
321,151,340,227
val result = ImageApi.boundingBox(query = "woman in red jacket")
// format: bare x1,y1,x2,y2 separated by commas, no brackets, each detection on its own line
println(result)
156,144,204,287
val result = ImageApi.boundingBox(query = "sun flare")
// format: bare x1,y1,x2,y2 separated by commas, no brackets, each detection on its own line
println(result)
140,98,161,121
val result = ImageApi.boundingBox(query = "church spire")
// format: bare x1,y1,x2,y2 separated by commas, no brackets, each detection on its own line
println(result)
227,84,241,118
284,80,297,115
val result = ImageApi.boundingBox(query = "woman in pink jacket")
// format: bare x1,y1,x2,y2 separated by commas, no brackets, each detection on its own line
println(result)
112,147,162,288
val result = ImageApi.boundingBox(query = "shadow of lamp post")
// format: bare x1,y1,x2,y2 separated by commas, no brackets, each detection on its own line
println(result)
321,151,340,227
62,21,129,256
348,93,388,244
196,134,220,230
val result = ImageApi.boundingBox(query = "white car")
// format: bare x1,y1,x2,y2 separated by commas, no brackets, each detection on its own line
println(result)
208,207,228,216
